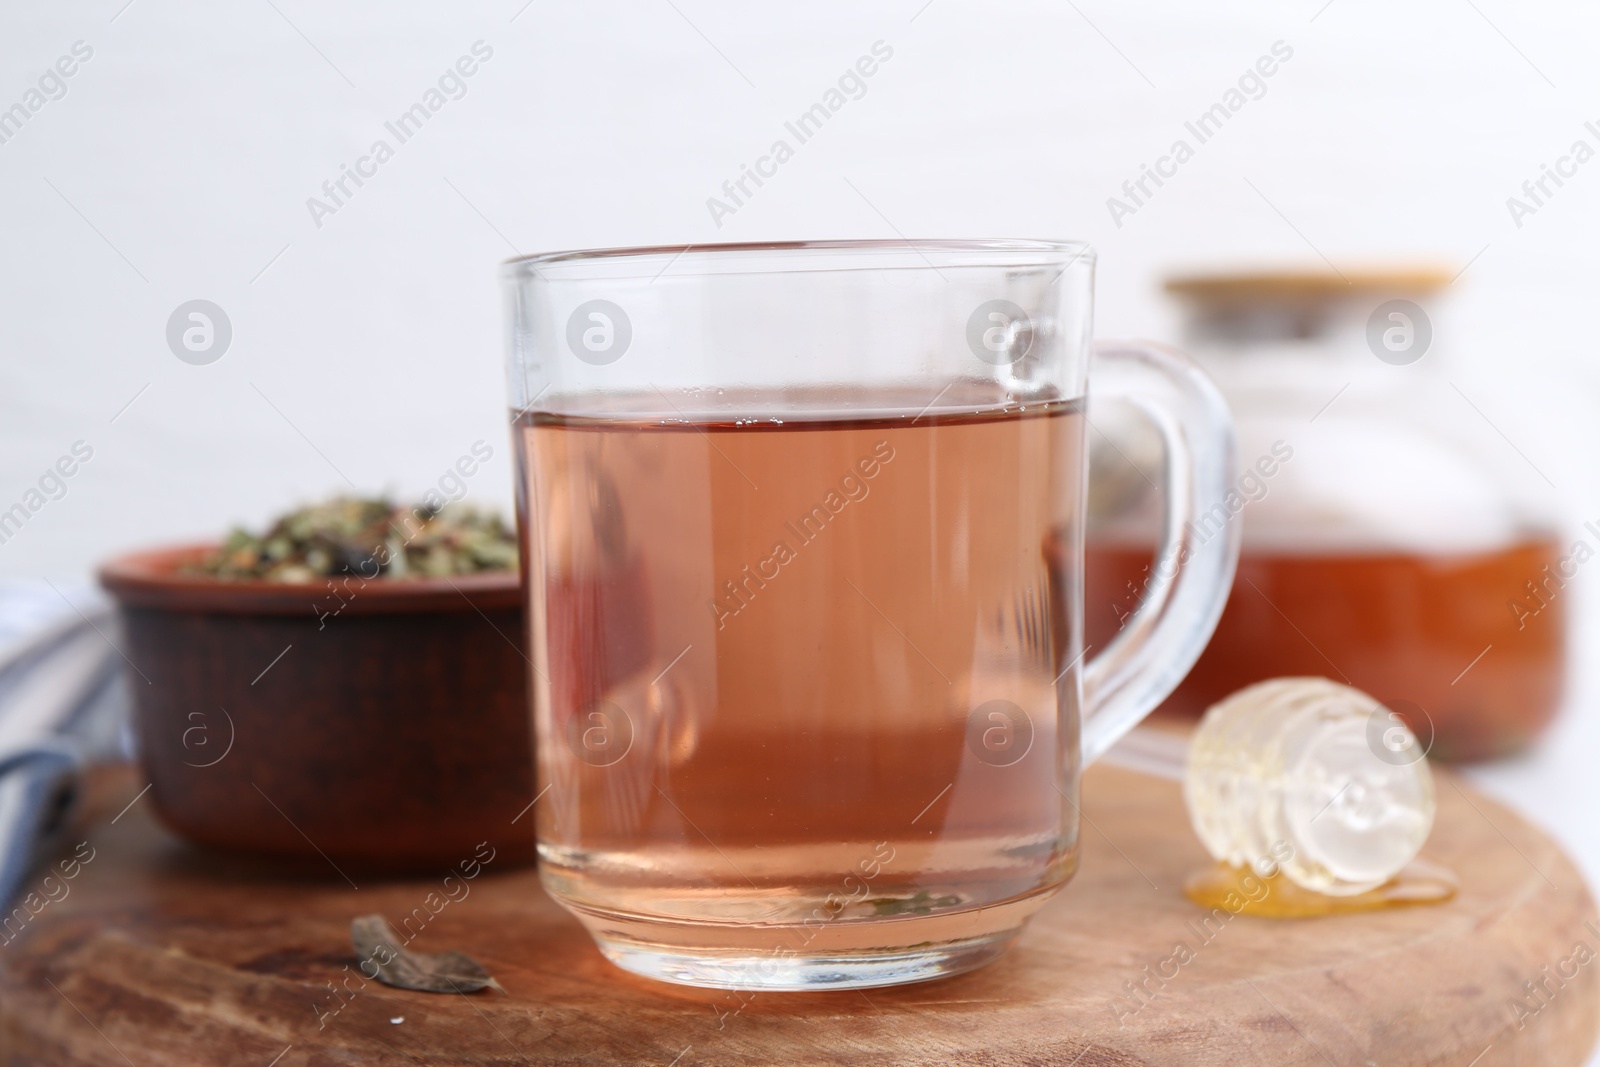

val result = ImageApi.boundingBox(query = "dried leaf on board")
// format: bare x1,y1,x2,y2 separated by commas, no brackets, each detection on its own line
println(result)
350,914,504,994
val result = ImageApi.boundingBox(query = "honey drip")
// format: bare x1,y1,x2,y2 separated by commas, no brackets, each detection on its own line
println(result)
1184,857,1457,918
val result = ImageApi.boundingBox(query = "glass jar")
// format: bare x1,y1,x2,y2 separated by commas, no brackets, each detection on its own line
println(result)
1085,269,1568,761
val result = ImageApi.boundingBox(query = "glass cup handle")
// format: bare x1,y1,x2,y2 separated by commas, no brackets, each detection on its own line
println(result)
1080,340,1241,765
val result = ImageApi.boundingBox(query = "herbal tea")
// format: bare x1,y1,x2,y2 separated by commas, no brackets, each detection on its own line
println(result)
516,391,1084,967
1085,537,1566,759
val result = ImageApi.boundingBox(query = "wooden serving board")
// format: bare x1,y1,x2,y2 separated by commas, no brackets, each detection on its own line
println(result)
1,764,1595,1066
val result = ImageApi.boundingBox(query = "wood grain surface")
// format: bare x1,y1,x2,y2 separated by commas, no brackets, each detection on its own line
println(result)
0,764,1594,1066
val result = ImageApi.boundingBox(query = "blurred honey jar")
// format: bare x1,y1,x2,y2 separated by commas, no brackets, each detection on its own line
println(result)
1085,268,1567,760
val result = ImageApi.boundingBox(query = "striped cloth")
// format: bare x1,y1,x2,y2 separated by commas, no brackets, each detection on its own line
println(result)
0,581,130,911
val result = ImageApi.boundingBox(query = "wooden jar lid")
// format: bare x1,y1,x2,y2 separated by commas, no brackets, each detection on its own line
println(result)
1166,267,1456,303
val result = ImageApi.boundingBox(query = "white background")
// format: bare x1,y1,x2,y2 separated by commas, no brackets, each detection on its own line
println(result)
3,0,1600,1052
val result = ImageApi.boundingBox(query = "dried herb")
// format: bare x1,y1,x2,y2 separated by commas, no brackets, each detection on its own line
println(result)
866,889,964,917
190,496,518,583
350,914,504,995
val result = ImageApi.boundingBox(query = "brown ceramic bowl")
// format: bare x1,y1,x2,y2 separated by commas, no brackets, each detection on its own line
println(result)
99,544,534,872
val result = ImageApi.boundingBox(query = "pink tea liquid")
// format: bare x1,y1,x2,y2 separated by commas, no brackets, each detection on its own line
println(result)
516,391,1085,957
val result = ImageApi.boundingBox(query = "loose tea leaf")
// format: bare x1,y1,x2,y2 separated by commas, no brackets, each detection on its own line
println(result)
189,496,518,583
866,889,964,917
350,914,504,995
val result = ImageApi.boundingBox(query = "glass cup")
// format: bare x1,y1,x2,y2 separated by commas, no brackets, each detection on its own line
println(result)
503,239,1239,991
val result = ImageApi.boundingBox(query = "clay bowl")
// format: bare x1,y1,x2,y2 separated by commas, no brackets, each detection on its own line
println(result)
99,544,534,872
